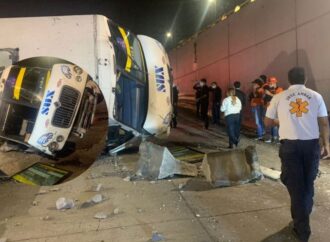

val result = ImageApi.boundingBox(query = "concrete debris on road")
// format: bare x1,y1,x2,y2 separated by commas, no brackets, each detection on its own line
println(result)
56,197,75,210
137,142,198,180
123,176,131,182
94,212,108,219
113,208,120,215
0,141,20,152
260,166,281,180
92,183,103,192
80,194,105,208
91,194,104,204
151,231,165,241
202,146,263,187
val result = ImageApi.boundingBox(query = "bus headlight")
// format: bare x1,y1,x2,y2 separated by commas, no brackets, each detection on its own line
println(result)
76,76,82,82
56,135,64,142
48,142,59,152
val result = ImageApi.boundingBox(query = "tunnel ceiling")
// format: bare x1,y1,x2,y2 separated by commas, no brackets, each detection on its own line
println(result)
0,0,246,50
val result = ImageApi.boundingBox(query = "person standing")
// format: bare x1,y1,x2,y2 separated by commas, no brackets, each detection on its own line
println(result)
193,81,202,118
249,79,265,140
209,82,222,125
198,79,209,129
171,83,179,128
234,81,246,127
265,67,329,242
221,88,242,149
263,77,284,143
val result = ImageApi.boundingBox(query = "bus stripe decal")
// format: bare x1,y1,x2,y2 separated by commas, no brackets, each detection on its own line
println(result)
118,26,132,72
13,67,26,100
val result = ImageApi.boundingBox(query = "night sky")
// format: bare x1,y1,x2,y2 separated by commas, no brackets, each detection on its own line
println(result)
0,0,245,49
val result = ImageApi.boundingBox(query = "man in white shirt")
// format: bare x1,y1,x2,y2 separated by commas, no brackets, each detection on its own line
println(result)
265,67,330,242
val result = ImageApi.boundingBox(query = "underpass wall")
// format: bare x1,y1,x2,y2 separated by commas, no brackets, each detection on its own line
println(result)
169,0,330,124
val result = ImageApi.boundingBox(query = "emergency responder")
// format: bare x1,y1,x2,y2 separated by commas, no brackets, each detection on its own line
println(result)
198,79,209,129
249,79,265,140
265,67,330,242
171,83,179,128
209,82,222,125
263,77,284,143
193,81,202,118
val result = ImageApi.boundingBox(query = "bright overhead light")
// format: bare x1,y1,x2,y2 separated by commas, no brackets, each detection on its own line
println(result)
221,15,227,21
251,0,256,2
208,0,215,2
166,32,172,38
234,5,241,13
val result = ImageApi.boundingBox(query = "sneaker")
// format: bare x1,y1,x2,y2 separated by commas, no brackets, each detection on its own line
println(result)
264,139,272,143
254,137,263,141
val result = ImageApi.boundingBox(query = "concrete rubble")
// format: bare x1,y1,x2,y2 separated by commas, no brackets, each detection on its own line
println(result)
56,197,75,210
94,212,108,219
136,141,198,180
80,194,105,208
202,146,263,187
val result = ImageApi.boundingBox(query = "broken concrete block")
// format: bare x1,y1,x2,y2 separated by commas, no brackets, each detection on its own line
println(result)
201,146,263,187
137,142,198,180
56,197,75,210
260,166,281,180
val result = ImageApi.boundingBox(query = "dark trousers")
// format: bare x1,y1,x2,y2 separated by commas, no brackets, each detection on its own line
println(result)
279,139,320,241
171,104,178,128
196,100,201,117
225,113,240,147
212,102,220,124
239,111,243,128
200,102,209,129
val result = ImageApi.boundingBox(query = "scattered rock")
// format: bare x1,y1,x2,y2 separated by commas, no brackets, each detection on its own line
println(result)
196,214,201,218
56,197,75,210
49,187,60,192
32,201,38,206
151,231,165,241
178,184,185,190
94,212,108,219
80,194,105,208
93,184,103,192
123,176,131,182
91,194,104,204
40,216,51,221
150,181,156,184
36,190,48,195
113,208,120,215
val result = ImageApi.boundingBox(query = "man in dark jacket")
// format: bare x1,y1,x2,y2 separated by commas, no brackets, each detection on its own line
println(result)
193,81,202,118
199,79,209,129
234,81,246,126
209,82,222,125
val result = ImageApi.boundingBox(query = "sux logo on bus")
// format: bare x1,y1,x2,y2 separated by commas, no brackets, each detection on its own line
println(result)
155,66,166,93
41,90,55,115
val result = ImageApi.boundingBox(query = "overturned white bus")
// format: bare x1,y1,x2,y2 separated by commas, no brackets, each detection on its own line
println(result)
0,15,172,155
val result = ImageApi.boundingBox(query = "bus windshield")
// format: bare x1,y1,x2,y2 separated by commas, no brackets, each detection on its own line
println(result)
108,21,148,132
2,66,49,107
